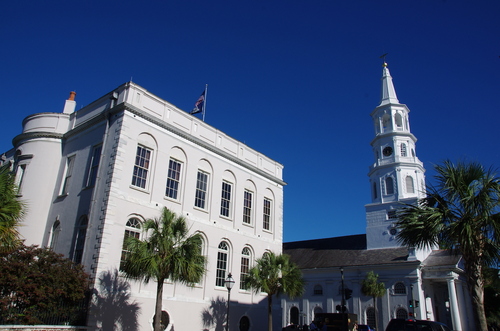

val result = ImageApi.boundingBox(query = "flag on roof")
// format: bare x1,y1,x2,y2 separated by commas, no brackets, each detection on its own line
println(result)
191,91,205,114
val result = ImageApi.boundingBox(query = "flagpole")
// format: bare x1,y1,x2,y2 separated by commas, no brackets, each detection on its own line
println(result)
202,84,208,122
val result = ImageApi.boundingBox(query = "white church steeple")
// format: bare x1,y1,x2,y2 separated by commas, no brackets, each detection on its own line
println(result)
379,63,400,106
365,62,426,250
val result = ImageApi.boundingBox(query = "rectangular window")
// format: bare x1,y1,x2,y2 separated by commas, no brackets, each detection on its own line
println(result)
240,253,250,290
263,198,272,231
61,155,75,195
86,145,102,187
388,210,398,220
216,250,228,287
120,229,140,271
243,190,253,224
220,181,232,218
165,159,182,199
131,146,151,189
15,164,27,195
195,171,209,209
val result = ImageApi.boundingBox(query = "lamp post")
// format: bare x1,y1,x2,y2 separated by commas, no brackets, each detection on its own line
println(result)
225,272,235,331
340,267,346,331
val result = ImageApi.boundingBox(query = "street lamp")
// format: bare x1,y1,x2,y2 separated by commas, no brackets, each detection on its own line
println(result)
225,272,235,331
340,267,346,331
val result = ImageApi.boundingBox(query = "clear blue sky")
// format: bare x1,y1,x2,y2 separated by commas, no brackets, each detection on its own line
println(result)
1,0,499,243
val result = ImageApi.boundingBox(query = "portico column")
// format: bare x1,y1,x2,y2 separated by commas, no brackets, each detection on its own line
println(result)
447,277,462,331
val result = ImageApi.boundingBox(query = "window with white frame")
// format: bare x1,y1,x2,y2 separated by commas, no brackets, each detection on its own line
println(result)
216,241,229,286
406,176,415,193
61,155,76,195
240,247,251,290
313,284,323,295
49,221,61,250
86,144,102,187
120,218,142,270
263,198,272,231
165,159,182,199
220,182,232,218
195,170,209,209
131,146,152,189
15,164,27,195
243,190,253,224
401,143,407,157
73,216,88,264
385,177,394,195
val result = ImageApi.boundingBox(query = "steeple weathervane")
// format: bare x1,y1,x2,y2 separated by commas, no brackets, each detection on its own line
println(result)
380,53,388,67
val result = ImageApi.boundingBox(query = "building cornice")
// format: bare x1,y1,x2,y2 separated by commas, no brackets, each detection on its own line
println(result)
68,102,287,187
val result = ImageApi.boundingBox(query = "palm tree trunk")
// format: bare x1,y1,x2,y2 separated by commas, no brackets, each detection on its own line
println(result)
466,261,488,331
154,278,165,331
268,294,273,331
372,296,378,331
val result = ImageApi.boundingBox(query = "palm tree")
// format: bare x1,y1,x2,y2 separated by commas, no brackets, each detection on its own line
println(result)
361,271,385,331
121,207,206,331
244,251,304,331
0,164,24,253
396,160,500,331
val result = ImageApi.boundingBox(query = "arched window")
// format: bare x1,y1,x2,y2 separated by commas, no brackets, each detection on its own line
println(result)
396,307,408,319
313,307,323,320
394,282,406,294
120,218,142,270
216,241,229,287
373,182,378,199
385,177,394,195
73,216,88,264
382,114,391,132
313,284,323,296
366,307,376,328
406,176,415,193
290,306,299,325
400,143,407,157
395,113,403,128
240,247,251,290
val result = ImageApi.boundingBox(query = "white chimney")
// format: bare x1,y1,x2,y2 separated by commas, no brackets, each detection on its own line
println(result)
63,91,76,114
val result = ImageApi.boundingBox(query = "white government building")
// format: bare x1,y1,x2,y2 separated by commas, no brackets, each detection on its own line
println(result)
2,82,285,330
2,63,474,331
281,63,474,331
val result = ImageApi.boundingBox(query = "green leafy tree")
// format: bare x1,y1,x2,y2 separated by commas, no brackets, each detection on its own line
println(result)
244,252,304,331
121,207,206,331
361,271,385,331
396,160,500,331
0,244,89,325
0,164,25,253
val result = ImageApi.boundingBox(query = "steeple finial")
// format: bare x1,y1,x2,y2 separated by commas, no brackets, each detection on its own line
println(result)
378,59,399,106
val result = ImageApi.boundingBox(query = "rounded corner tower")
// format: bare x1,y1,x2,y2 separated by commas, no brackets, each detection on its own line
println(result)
365,62,426,250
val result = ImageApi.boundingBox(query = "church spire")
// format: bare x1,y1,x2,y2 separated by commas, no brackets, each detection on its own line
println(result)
379,62,399,106
365,62,427,252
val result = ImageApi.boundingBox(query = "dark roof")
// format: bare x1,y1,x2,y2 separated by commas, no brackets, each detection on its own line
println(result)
283,234,367,251
423,250,462,267
284,234,412,269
